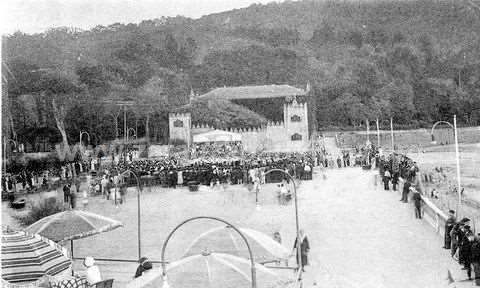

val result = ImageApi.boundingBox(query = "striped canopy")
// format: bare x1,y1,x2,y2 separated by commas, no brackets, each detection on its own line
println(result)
25,210,123,242
1,230,71,283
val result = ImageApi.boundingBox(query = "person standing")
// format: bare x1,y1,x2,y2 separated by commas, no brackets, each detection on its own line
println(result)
101,176,108,198
412,188,422,219
459,223,473,266
401,181,411,203
451,223,461,259
444,210,456,249
383,169,391,191
462,234,474,280
292,229,310,272
63,184,71,205
471,235,480,285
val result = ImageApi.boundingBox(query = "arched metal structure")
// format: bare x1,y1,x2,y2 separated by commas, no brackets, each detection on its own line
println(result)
161,216,257,288
79,131,91,146
430,121,454,143
430,115,462,216
127,128,137,141
263,169,301,274
120,169,143,259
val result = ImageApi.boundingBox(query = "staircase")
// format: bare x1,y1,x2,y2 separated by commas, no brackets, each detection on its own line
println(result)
323,137,342,157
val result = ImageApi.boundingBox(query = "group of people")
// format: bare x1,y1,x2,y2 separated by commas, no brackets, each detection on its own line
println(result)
444,213,480,282
101,151,317,189
76,255,153,286
190,141,243,159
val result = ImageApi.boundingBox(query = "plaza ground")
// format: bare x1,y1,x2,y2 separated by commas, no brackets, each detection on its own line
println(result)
2,167,471,287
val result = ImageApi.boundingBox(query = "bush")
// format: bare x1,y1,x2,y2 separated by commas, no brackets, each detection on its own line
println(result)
13,197,63,227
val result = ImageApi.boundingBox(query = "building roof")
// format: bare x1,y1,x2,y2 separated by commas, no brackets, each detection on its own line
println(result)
197,85,307,100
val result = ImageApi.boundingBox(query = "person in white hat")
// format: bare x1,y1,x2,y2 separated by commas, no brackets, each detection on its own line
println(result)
83,256,102,285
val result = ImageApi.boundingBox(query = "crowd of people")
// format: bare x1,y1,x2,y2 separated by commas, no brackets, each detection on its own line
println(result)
445,213,480,282
190,141,243,159
378,151,480,283
104,151,318,188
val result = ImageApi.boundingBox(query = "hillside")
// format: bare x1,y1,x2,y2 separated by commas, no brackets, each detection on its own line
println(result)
2,0,480,147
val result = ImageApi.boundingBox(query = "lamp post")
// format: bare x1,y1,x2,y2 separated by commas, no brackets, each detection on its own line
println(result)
127,128,137,141
161,216,257,288
390,117,394,152
79,131,90,146
264,169,301,274
430,115,461,216
119,169,142,259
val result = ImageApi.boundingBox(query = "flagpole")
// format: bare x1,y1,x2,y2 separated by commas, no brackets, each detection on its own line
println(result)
390,117,394,152
376,118,380,148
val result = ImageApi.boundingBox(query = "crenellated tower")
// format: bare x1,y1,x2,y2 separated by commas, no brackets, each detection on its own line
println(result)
284,97,308,145
169,113,191,147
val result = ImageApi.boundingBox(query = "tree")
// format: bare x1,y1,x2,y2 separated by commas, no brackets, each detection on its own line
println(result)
39,72,79,149
331,93,368,127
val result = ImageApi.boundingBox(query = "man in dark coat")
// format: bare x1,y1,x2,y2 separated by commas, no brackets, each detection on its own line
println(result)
459,223,473,266
401,181,411,203
292,229,310,272
451,223,461,258
412,188,422,219
63,184,71,204
461,234,474,280
471,235,480,285
444,210,456,249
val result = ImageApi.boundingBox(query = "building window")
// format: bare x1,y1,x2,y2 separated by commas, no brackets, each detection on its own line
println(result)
291,133,302,141
173,119,184,127
290,115,301,122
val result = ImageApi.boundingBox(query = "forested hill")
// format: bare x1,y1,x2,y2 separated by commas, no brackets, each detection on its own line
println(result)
3,0,480,146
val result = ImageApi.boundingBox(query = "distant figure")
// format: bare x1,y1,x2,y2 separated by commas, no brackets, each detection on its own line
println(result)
383,169,391,191
63,184,71,204
444,210,456,249
134,257,153,278
401,181,411,203
412,188,422,219
292,229,310,272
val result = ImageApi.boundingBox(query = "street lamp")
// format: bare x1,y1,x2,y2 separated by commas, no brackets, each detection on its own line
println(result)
79,131,90,146
127,128,137,141
264,169,301,274
119,169,143,259
430,115,462,216
161,216,257,288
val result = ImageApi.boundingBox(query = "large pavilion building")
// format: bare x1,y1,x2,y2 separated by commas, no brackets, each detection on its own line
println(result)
169,84,313,153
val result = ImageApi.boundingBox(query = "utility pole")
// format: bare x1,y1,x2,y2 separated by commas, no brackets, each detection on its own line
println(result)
454,115,462,217
376,118,380,148
390,118,394,152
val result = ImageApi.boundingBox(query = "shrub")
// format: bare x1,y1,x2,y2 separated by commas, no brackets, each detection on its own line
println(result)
13,197,63,227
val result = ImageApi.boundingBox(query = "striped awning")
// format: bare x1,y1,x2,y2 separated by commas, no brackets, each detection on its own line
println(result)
1,230,71,283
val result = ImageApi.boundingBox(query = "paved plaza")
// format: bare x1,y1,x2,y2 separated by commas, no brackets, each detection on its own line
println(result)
3,167,467,287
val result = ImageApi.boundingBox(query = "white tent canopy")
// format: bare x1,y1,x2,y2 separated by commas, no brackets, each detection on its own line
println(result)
193,130,242,143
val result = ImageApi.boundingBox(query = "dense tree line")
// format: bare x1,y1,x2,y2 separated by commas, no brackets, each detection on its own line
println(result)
2,0,480,151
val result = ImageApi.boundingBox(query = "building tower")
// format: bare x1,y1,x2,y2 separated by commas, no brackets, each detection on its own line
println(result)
284,97,309,149
168,112,191,148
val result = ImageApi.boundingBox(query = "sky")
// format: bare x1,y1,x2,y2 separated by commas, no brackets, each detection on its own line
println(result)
1,0,283,35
